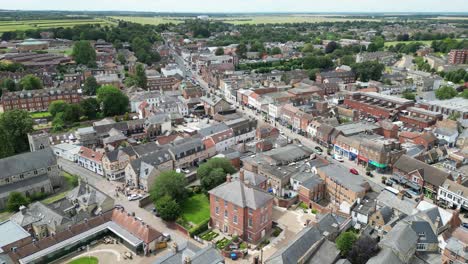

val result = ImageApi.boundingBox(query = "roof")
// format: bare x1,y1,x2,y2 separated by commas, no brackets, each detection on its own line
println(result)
0,221,30,250
111,209,162,244
0,148,56,179
265,226,322,264
379,221,418,258
376,190,416,215
410,221,438,244
198,123,230,138
393,155,450,187
208,180,273,210
78,146,104,163
317,164,369,193
366,247,404,264
10,202,68,230
105,146,136,162
153,242,224,264
379,206,393,224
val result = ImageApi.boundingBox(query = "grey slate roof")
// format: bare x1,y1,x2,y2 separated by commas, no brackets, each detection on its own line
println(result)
393,155,450,188
317,164,369,193
105,146,136,162
376,190,416,215
410,221,438,244
0,174,52,198
10,201,69,230
198,123,230,138
265,226,322,264
0,148,56,179
208,180,273,210
307,239,340,264
366,247,404,264
379,206,393,224
379,221,418,259
153,242,223,264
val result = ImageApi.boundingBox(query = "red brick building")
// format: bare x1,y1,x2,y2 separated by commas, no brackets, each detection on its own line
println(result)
448,49,467,65
344,92,414,119
316,70,356,84
1,87,82,112
398,107,442,129
209,178,274,243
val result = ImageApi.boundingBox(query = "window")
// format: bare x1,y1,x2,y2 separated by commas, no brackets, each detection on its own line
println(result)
215,197,219,202
248,217,253,227
215,207,219,215
224,210,228,218
233,215,238,224
224,200,228,207
417,243,427,250
234,205,238,211
248,208,253,215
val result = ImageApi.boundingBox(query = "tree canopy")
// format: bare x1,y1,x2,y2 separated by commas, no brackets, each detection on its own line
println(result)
215,47,224,56
150,170,187,202
435,86,458,100
155,195,181,221
0,110,34,158
352,61,385,82
336,231,358,256
7,192,30,212
72,40,96,67
19,75,43,91
80,98,100,119
197,158,236,191
96,85,129,116
347,236,379,264
135,63,147,89
83,76,99,96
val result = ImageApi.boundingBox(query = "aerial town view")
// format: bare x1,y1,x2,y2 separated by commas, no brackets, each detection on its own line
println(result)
0,0,467,263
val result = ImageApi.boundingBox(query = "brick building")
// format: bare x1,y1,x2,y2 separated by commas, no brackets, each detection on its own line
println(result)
448,49,467,64
398,107,443,129
344,92,414,119
209,178,274,243
1,88,82,112
316,70,356,84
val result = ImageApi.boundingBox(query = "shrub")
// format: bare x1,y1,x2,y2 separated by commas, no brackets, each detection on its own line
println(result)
189,218,210,237
311,209,318,214
272,226,283,237
299,202,309,210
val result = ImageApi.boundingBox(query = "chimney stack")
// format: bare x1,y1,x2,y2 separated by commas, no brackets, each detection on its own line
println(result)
171,242,179,253
456,175,462,184
19,205,27,215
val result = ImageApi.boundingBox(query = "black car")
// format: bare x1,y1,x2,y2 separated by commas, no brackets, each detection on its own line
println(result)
315,146,323,153
403,191,412,199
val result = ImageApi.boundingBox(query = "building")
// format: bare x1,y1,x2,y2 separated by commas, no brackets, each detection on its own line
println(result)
442,227,467,264
154,241,224,264
393,155,451,199
1,87,82,112
51,143,80,162
17,39,49,52
76,147,104,176
398,107,443,129
209,179,274,243
448,49,468,65
102,146,136,180
168,137,208,168
0,148,60,210
437,178,468,210
344,92,414,119
316,164,370,211
200,96,232,116
2,208,163,263
147,76,180,91
419,98,468,124
316,70,356,84
27,131,51,152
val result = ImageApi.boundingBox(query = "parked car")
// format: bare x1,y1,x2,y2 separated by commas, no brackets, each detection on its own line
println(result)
127,194,141,201
349,168,359,175
333,154,344,162
403,191,412,199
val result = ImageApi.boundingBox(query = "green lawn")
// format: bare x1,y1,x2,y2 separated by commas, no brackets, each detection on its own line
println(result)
30,111,51,119
180,194,210,225
384,38,465,47
68,256,98,264
0,19,111,33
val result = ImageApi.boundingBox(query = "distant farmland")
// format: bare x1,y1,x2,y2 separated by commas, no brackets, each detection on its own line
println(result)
111,15,380,25
0,18,113,33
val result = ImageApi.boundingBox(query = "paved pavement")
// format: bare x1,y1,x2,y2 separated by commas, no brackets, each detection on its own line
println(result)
58,158,187,247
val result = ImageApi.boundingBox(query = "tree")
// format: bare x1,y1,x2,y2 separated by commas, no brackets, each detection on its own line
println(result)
155,195,181,221
19,75,43,91
448,112,461,121
270,47,282,55
336,231,358,256
83,76,99,96
197,158,236,191
51,112,65,132
62,104,82,124
236,43,248,58
124,76,139,87
0,110,34,157
340,55,355,66
435,85,458,100
325,41,339,54
49,100,68,117
302,43,314,53
215,47,225,56
80,98,100,119
352,61,385,82
1,78,17,92
150,170,187,202
402,89,416,101
117,53,127,65
96,85,129,116
6,192,29,212
347,236,379,264
135,63,147,89
72,40,96,67
460,89,468,99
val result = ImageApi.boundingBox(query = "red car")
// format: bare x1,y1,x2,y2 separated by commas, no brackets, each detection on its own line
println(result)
349,168,359,175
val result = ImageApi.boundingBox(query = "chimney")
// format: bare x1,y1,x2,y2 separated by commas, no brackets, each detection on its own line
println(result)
19,205,27,215
456,175,462,184
226,174,232,182
239,170,245,182
184,256,192,264
171,242,179,253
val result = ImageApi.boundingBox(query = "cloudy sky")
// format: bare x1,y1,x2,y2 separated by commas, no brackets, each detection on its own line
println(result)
2,0,467,13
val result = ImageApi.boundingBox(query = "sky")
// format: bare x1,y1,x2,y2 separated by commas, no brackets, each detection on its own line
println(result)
1,0,467,13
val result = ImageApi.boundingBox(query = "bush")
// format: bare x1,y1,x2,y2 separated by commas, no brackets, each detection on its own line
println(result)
272,226,283,237
7,192,30,212
155,195,181,221
189,218,210,237
311,209,318,214
299,202,309,210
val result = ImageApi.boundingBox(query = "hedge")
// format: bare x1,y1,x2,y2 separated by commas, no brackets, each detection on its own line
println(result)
189,218,210,237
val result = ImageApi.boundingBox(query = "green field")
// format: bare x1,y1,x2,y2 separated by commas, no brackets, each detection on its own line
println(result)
30,111,51,119
0,19,112,33
68,257,98,264
180,193,210,225
111,15,380,25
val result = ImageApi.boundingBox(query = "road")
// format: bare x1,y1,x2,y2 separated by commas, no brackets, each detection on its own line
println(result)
58,158,187,246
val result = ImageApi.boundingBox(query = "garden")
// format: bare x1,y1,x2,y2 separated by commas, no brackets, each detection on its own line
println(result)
67,256,98,264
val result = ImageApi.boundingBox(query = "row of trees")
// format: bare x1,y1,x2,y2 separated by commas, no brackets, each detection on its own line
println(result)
0,75,44,96
149,158,236,221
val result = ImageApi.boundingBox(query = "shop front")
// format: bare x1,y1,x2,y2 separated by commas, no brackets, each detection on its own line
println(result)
369,160,388,173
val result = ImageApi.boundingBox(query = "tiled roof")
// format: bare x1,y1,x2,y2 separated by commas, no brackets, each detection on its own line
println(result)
78,147,104,163
209,180,273,210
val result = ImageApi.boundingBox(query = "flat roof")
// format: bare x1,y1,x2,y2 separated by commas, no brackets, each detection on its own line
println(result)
0,221,30,251
405,107,441,117
335,122,379,136
356,92,413,105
